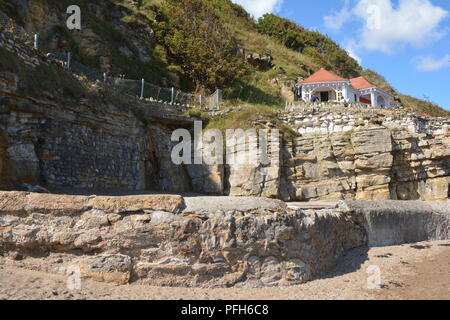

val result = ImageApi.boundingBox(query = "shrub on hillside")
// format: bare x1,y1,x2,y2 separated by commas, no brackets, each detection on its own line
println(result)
153,0,249,92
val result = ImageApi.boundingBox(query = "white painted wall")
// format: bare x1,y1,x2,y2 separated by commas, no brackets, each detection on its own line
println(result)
298,82,394,106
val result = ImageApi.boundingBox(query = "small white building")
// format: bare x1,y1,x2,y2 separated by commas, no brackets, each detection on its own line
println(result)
296,68,395,107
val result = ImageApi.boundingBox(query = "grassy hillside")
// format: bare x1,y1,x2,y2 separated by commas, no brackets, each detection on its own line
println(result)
1,0,448,116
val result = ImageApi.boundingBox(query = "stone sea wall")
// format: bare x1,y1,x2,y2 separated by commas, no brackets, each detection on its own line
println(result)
342,201,450,247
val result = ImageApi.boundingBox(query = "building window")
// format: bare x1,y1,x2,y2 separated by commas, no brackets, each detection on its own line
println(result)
337,92,343,101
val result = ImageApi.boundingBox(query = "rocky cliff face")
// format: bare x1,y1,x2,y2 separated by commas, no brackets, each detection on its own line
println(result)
0,89,190,192
0,29,190,192
10,0,154,73
196,105,449,202
0,7,449,201
0,192,448,287
189,105,449,202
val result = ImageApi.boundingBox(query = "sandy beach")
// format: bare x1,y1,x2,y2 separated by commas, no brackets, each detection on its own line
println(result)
1,240,448,300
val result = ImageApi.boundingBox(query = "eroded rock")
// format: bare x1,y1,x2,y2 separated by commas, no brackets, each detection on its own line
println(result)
1,192,449,287
0,192,365,287
78,254,132,285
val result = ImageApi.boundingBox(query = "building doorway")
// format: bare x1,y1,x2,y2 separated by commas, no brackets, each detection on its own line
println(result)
312,87,336,102
377,96,386,107
320,91,329,102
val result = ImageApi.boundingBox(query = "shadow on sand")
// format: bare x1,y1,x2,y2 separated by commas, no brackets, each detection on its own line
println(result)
316,246,370,280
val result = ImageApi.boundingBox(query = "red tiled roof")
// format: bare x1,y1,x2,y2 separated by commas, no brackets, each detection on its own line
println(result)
300,68,347,83
350,77,376,90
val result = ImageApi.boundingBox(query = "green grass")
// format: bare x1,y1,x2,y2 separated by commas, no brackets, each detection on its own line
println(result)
398,94,450,117
183,107,211,124
205,104,299,142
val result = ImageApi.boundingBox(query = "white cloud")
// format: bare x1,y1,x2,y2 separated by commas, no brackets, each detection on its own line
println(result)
324,0,352,31
232,0,284,19
415,54,450,71
344,39,362,64
325,0,448,54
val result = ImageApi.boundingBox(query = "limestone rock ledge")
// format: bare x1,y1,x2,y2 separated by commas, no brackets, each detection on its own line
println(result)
1,192,449,288
279,107,450,202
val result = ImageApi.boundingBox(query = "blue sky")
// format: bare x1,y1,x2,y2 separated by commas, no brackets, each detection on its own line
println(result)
233,0,450,110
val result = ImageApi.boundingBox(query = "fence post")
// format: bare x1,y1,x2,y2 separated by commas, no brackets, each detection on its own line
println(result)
103,73,107,83
67,52,72,70
215,89,221,109
140,78,145,99
33,34,39,50
171,87,175,104
156,88,161,101
199,95,202,108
